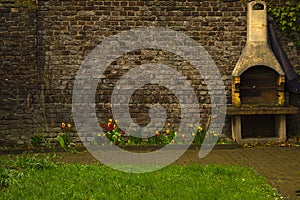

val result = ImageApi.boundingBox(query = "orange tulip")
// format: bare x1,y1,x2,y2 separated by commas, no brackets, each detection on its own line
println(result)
166,129,170,135
155,130,160,137
61,122,66,129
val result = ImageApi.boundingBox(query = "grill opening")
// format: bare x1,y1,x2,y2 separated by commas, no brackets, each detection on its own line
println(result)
240,66,278,105
253,3,264,10
241,115,276,138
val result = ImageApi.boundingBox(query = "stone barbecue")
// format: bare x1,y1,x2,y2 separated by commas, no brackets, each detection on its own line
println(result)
227,1,298,143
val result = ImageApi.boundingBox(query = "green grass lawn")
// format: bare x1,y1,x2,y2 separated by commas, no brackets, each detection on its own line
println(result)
0,154,281,200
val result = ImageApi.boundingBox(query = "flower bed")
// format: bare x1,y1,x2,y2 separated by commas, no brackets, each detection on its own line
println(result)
94,119,222,146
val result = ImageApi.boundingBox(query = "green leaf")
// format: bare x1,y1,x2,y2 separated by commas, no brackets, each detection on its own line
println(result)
56,135,65,148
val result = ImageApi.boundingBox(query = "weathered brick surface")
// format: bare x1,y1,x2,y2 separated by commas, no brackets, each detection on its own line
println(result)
0,0,299,146
0,1,38,146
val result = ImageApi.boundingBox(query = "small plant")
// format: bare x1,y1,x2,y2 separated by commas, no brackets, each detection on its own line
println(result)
44,139,53,149
148,123,177,145
30,133,43,147
56,122,75,150
189,125,206,145
97,119,126,145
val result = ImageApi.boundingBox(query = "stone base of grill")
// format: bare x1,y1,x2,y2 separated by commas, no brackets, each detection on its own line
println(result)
227,105,298,144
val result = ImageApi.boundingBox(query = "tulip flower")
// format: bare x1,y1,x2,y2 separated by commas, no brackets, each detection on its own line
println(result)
198,126,203,132
155,130,160,137
166,129,171,135
108,122,113,131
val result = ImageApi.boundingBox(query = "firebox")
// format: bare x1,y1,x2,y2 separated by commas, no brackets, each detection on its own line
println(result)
227,1,298,143
239,66,282,105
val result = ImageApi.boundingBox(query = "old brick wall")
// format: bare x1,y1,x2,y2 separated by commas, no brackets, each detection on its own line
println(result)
36,0,248,144
0,0,39,146
1,0,299,146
